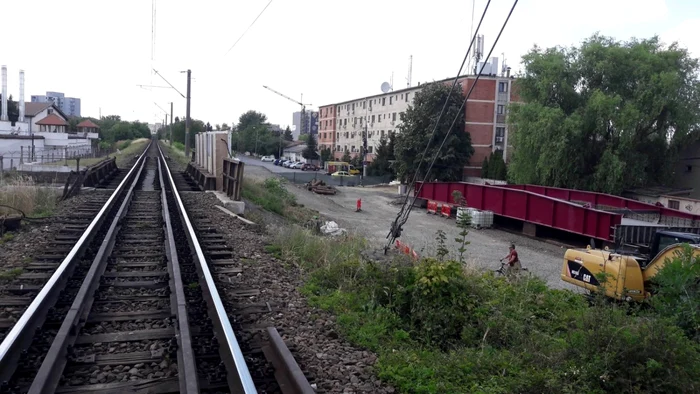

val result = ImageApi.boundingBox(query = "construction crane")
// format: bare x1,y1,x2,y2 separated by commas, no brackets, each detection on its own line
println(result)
262,85,312,135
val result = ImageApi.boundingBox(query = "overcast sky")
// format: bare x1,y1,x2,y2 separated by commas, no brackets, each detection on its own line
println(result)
2,0,698,129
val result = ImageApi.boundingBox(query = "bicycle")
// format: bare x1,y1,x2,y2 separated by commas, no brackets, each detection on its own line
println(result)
494,259,529,277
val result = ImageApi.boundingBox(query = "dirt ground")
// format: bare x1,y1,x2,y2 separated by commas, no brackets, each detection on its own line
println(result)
244,164,580,291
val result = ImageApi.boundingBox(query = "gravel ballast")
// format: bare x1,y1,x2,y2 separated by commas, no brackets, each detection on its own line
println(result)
180,191,395,394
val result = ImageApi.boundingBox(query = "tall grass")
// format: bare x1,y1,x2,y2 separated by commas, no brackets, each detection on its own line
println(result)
0,176,59,217
273,229,700,393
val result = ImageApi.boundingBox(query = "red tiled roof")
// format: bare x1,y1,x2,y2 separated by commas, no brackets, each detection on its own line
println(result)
77,119,99,128
36,113,69,126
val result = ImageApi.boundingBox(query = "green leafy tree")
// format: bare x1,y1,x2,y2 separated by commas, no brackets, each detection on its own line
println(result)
508,34,700,194
394,82,474,182
341,150,352,163
283,126,293,141
486,150,507,180
368,134,396,177
481,156,490,178
221,123,230,131
320,146,332,164
298,133,309,142
302,133,319,160
237,110,267,131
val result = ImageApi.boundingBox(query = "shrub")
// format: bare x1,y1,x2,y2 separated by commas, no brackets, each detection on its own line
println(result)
649,244,700,342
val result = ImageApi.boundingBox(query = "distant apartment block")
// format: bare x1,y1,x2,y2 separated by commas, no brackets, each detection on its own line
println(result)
291,110,319,140
318,68,519,177
31,91,81,117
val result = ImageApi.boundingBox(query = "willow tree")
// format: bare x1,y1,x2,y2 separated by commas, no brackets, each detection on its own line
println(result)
508,34,700,194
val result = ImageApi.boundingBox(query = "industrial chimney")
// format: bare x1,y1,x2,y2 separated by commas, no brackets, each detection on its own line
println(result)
19,70,25,123
1,65,7,121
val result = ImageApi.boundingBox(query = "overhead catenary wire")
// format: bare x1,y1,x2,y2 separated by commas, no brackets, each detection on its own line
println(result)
224,0,274,56
384,0,492,247
386,0,519,250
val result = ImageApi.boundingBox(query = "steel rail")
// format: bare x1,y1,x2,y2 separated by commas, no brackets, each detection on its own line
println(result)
263,327,315,394
27,146,150,394
157,143,257,393
0,141,153,384
158,156,200,393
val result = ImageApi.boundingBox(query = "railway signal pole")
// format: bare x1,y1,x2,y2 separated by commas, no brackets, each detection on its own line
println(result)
184,69,192,158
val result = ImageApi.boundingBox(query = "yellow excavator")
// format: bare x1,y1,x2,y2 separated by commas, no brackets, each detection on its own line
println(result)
561,231,700,302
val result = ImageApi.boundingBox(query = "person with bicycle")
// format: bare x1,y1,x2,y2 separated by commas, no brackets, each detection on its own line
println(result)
500,243,522,278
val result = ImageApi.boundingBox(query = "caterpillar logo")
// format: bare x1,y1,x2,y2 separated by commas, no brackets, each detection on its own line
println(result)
566,260,600,286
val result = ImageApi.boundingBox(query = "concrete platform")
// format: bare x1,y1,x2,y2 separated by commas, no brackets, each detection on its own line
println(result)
206,190,245,215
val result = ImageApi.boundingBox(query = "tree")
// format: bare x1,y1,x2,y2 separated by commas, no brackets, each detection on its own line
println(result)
368,134,396,177
486,150,507,180
320,146,332,164
175,116,180,122
508,34,700,194
394,82,474,182
481,156,490,178
0,95,19,123
215,124,221,131
298,133,309,142
237,110,267,131
341,150,352,163
302,134,319,160
221,123,230,131
283,126,293,141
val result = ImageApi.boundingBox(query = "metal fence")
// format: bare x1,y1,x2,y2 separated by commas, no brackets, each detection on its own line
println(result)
0,145,110,173
278,171,393,187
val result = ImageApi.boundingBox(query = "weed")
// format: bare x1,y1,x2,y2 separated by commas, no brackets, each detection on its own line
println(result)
0,268,23,280
0,176,60,217
275,229,700,393
434,230,448,261
0,233,15,244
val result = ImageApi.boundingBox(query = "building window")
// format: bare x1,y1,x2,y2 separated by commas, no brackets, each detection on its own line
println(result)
669,200,680,210
371,115,375,123
382,97,386,106
368,146,373,153
363,101,366,109
389,96,393,105
405,93,409,102
498,82,508,92
392,112,396,121
337,145,340,151
495,127,505,144
352,103,355,110
497,105,505,114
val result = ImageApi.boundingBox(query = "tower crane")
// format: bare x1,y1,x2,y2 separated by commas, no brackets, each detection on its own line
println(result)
262,85,312,135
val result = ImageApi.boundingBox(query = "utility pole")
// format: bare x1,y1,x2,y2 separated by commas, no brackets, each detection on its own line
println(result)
362,123,368,180
184,69,192,158
169,102,173,145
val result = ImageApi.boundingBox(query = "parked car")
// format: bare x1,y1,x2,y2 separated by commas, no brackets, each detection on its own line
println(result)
273,159,282,166
291,162,304,169
348,165,361,175
261,155,275,162
301,163,319,171
331,171,353,177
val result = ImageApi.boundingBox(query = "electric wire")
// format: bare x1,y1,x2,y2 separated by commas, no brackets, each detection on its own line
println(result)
384,0,492,246
386,0,519,250
224,0,274,56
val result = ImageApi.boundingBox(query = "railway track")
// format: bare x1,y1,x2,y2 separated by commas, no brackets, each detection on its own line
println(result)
0,140,314,393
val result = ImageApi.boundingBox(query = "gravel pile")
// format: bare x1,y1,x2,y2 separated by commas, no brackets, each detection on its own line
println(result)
181,192,395,394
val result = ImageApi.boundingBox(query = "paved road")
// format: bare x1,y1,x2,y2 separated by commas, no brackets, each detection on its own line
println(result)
237,156,315,174
244,164,580,291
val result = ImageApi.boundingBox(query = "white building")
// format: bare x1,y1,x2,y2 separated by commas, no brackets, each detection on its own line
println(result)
0,66,97,169
330,86,421,160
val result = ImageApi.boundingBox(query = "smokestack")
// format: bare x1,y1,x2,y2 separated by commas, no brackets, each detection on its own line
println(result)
1,65,7,121
19,70,25,122
506,67,511,78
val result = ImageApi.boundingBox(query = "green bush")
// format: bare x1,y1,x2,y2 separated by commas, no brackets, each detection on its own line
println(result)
649,244,700,342
275,231,700,393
